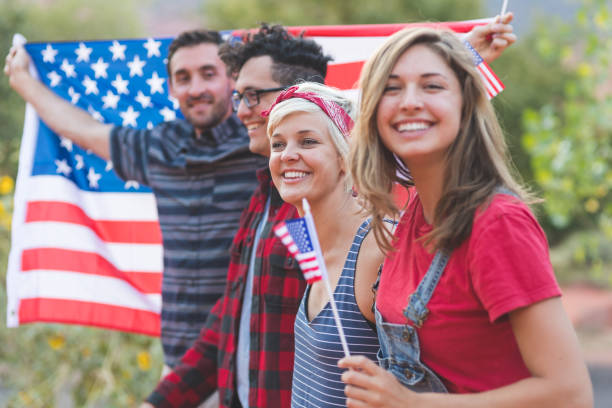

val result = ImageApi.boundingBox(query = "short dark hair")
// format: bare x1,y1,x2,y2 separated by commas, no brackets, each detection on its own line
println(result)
218,23,332,86
166,29,223,76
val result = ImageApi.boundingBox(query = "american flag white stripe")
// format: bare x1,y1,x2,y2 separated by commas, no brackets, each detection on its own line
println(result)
310,36,388,63
15,271,161,312
299,259,319,271
477,63,504,97
20,223,162,271
303,271,321,281
23,175,158,220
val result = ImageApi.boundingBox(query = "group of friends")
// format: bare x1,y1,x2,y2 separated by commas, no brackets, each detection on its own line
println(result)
4,13,594,408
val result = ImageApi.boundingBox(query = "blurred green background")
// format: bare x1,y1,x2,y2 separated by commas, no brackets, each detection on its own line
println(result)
0,0,610,406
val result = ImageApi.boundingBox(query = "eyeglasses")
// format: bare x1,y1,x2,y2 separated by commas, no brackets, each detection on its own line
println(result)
231,87,286,112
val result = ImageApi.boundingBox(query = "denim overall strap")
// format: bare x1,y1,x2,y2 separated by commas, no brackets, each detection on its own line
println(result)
402,186,517,327
375,188,520,393
375,307,448,393
495,186,519,198
403,250,449,327
375,226,451,392
371,218,399,314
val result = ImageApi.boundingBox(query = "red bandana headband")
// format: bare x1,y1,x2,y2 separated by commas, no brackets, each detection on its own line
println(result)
261,85,354,138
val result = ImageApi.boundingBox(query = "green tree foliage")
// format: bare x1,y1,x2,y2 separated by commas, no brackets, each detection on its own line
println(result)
491,31,574,173
488,18,575,238
522,0,612,284
203,0,483,29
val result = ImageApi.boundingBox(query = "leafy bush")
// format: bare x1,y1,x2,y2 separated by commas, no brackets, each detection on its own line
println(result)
522,0,612,282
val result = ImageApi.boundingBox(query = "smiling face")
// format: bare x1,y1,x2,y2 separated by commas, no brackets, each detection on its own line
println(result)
269,111,346,208
235,56,284,157
376,44,463,168
168,43,233,135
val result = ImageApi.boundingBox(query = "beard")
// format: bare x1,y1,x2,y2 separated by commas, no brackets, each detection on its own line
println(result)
183,91,231,132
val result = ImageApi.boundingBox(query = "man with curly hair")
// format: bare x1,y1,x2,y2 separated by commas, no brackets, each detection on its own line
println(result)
142,24,330,408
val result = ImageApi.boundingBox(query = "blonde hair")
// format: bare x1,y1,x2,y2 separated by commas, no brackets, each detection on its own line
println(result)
350,27,534,253
267,82,356,191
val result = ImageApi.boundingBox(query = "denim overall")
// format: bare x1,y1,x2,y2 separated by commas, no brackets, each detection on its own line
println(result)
375,187,518,393
375,250,449,393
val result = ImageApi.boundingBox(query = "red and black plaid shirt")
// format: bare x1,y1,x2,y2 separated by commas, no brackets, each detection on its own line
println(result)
147,169,306,408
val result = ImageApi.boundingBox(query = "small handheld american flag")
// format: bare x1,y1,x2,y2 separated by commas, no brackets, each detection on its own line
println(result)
274,198,351,357
274,218,323,284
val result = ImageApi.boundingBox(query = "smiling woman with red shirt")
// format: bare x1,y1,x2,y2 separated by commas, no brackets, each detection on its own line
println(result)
339,27,593,408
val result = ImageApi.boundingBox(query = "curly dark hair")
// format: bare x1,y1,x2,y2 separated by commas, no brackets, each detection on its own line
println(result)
166,30,223,76
218,23,332,86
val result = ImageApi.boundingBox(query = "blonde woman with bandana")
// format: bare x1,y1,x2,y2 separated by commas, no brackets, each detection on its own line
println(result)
265,82,389,408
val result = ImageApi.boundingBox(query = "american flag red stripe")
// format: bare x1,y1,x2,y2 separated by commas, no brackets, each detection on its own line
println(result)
25,201,162,243
477,62,504,98
21,248,161,293
239,20,488,38
18,298,160,336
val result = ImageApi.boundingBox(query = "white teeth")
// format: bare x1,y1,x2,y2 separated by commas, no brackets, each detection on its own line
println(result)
397,122,429,132
283,171,309,179
246,124,260,131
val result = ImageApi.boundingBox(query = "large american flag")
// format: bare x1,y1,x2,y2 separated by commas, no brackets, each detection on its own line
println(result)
7,19,499,336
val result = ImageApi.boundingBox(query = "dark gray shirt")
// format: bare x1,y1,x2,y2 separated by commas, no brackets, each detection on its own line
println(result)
110,115,266,366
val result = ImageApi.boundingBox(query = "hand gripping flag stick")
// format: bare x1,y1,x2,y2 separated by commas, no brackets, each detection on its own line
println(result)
273,198,351,357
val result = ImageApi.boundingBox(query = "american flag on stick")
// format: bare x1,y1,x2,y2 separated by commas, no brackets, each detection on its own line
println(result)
274,219,323,284
464,40,504,98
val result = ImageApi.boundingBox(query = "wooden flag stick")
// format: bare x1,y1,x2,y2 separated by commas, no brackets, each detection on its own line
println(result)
501,0,508,17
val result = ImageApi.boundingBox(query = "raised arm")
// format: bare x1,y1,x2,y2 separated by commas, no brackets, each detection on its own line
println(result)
4,45,113,160
464,12,517,63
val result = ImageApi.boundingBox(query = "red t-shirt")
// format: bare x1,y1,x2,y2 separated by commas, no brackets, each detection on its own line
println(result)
377,190,561,393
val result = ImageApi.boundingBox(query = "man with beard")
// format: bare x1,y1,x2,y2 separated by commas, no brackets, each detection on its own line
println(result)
4,29,266,372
